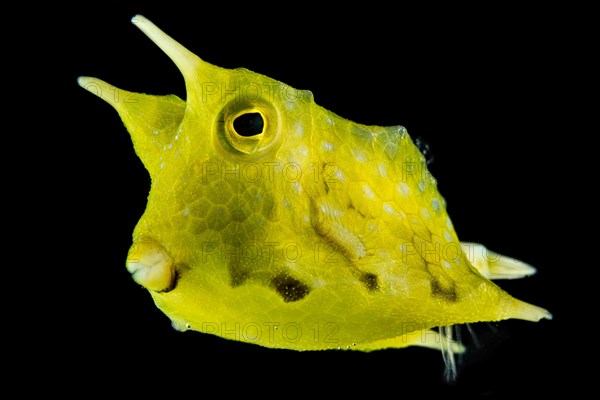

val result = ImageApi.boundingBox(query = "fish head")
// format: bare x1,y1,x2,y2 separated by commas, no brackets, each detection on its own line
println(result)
78,15,319,294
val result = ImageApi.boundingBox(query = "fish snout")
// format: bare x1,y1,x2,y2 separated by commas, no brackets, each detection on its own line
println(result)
126,238,176,292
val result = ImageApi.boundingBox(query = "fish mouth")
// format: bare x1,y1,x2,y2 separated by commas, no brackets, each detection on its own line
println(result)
126,238,177,292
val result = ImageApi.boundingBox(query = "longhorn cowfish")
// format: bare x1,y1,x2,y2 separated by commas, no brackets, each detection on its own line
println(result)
78,15,551,381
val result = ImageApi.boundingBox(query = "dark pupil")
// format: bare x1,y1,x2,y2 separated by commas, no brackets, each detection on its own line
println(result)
233,112,264,137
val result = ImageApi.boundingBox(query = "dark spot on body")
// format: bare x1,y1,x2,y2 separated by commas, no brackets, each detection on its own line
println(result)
360,272,379,291
229,260,249,287
231,271,249,287
430,278,458,302
271,274,310,302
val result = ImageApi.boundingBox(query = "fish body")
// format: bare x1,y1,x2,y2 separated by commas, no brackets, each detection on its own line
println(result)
78,15,550,376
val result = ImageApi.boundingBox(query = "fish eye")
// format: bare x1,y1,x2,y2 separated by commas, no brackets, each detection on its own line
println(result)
216,101,282,157
233,112,264,137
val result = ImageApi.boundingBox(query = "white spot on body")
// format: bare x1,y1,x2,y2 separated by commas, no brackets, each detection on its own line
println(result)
421,208,430,219
159,162,165,170
354,150,367,162
296,144,308,158
175,134,179,141
292,182,303,194
168,143,173,149
294,122,304,137
418,181,426,193
363,184,375,199
442,260,452,269
322,141,334,151
378,163,387,177
153,129,159,135
444,230,453,242
432,198,440,212
383,203,395,214
334,169,345,182
397,183,411,196
183,208,189,217
446,218,454,230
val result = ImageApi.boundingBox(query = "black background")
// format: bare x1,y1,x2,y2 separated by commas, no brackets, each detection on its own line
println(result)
39,2,585,397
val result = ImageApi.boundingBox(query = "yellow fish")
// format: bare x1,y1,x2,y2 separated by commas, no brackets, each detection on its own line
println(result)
78,15,551,380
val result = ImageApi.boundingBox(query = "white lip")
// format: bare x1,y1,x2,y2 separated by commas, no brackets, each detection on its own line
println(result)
126,238,175,292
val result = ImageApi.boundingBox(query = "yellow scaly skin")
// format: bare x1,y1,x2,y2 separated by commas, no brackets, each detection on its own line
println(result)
78,15,551,358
